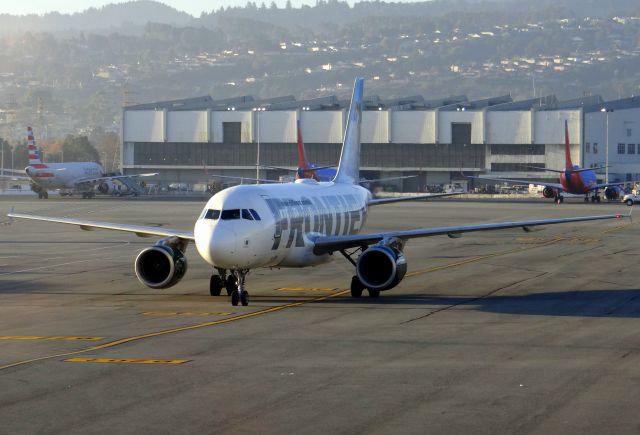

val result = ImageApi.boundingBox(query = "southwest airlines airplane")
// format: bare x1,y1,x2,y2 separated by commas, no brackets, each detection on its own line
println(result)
262,119,415,185
23,127,154,199
475,121,624,204
8,79,625,306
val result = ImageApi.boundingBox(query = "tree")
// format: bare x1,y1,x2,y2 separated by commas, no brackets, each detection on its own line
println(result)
0,138,11,169
61,135,100,163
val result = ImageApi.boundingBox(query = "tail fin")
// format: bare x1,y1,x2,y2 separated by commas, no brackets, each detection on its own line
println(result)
26,127,42,165
564,120,573,170
333,77,364,184
296,119,310,170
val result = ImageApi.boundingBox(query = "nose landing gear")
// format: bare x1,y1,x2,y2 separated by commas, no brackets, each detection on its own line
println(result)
230,270,249,306
210,268,249,306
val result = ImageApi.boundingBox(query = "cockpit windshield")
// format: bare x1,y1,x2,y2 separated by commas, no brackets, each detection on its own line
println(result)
204,209,220,220
221,209,241,220
204,208,261,221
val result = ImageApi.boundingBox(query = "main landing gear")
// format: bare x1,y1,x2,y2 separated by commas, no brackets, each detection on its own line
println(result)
37,191,49,199
342,248,380,299
350,275,379,298
209,268,249,306
555,194,564,204
81,192,95,199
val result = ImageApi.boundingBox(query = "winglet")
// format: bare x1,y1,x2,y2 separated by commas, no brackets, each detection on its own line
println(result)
7,206,15,225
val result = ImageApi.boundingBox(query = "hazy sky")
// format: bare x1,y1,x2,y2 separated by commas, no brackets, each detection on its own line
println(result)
1,0,397,16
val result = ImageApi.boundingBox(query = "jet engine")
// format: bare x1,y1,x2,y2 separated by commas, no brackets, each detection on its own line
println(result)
356,238,407,291
604,186,622,200
134,238,188,289
542,186,557,199
98,180,117,194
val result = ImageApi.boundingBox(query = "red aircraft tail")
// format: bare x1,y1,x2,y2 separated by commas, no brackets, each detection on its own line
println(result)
564,120,574,170
296,120,309,170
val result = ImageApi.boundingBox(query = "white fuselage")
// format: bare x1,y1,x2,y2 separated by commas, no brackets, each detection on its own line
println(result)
194,179,371,270
26,162,103,190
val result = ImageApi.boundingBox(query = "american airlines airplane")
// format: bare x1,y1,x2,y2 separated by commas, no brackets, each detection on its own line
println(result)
23,127,154,199
8,79,626,306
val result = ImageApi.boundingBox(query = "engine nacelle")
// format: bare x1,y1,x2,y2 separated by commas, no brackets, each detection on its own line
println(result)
604,186,622,200
134,243,187,289
542,186,557,199
98,181,117,194
356,240,407,291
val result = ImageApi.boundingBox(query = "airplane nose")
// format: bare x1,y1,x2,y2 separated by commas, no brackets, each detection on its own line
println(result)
194,221,237,267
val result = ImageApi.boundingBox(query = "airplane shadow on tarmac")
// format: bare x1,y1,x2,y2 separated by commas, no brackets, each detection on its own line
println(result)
324,289,640,318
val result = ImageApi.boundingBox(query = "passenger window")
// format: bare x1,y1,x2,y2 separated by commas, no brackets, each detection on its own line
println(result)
241,209,254,220
250,209,261,220
221,209,240,220
204,209,220,220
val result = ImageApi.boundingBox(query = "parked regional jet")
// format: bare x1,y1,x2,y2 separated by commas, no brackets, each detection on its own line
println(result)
473,121,624,204
23,127,155,199
8,79,626,306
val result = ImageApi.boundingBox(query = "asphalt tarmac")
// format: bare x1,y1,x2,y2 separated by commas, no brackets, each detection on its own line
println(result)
1,196,639,434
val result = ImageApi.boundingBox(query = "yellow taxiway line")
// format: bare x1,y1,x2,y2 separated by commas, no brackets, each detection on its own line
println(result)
0,220,632,373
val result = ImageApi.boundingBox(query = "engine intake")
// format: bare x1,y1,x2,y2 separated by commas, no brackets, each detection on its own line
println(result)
542,186,557,199
135,243,187,289
604,186,621,200
98,181,116,194
356,241,407,291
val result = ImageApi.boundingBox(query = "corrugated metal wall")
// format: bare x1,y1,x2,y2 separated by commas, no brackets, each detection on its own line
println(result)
167,111,208,143
486,112,531,144
123,111,164,142
391,111,436,143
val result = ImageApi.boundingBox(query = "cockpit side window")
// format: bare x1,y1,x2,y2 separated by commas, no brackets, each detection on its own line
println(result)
241,209,254,220
249,209,261,220
204,209,220,220
221,209,241,220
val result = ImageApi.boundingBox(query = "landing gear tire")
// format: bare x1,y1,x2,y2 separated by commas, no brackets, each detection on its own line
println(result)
596,196,601,203
210,275,223,296
584,196,590,202
350,275,364,298
368,289,380,298
555,196,563,204
240,291,249,306
225,276,237,296
627,199,634,206
231,290,240,306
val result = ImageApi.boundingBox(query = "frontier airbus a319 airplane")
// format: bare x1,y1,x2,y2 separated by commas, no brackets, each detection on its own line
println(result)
8,79,626,306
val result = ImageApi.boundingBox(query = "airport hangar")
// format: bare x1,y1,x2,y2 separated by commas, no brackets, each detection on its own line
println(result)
121,92,640,191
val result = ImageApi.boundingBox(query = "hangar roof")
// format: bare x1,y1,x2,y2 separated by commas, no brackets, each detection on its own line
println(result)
126,92,638,113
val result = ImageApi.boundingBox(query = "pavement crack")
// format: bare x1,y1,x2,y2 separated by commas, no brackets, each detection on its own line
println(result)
402,271,549,324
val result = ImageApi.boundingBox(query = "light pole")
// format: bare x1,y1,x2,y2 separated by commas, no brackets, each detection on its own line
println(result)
253,107,265,183
601,107,613,184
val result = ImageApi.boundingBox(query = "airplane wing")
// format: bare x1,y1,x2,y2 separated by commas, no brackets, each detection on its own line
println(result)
210,174,281,184
72,173,158,186
259,165,335,172
522,165,564,173
589,182,627,190
0,174,29,181
362,175,418,183
472,176,565,191
368,192,462,206
312,213,625,255
7,211,194,240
